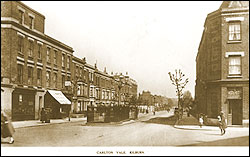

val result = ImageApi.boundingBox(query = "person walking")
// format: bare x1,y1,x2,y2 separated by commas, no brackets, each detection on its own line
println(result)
1,111,15,144
199,114,204,128
218,111,227,135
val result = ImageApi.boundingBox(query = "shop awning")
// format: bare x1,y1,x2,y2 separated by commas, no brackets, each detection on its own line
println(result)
48,90,71,105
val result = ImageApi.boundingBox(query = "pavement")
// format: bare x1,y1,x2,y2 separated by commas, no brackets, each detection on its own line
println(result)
12,117,87,129
174,113,249,130
11,113,149,129
10,111,249,130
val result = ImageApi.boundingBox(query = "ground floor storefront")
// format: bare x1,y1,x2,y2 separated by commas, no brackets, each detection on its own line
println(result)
196,81,249,126
1,85,72,121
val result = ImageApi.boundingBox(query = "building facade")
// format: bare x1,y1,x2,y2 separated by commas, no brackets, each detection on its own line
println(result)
1,1,138,121
1,1,74,121
195,1,249,125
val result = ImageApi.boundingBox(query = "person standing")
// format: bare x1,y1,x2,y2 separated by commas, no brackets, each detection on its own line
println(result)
218,111,227,135
40,108,46,123
1,111,15,144
199,114,204,128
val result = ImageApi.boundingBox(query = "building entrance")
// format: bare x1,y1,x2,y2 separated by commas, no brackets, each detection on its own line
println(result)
228,99,242,125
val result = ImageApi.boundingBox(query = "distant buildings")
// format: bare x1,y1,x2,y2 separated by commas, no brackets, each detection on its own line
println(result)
138,90,169,112
195,1,249,125
1,1,137,121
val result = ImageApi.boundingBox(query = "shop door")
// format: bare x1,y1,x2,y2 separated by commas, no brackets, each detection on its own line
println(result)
229,100,242,125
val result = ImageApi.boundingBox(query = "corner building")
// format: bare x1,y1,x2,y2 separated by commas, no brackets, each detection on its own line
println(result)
195,1,249,125
1,1,74,120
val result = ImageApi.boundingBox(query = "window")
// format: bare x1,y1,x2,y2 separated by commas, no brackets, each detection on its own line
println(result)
29,16,34,29
18,10,24,24
38,44,42,59
96,89,99,99
28,66,33,85
106,91,109,100
229,56,241,75
77,85,81,96
46,71,51,87
54,50,57,65
62,75,65,88
67,56,70,69
54,73,57,88
17,64,23,84
18,35,24,53
62,54,65,67
28,40,34,57
102,90,105,99
80,68,82,78
84,85,88,96
37,69,42,86
90,87,94,97
47,47,51,63
229,22,241,41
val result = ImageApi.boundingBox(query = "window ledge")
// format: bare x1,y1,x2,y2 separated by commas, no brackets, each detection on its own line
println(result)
227,75,243,78
227,41,242,44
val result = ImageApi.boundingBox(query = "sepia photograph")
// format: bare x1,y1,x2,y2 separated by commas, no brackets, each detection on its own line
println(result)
1,1,249,156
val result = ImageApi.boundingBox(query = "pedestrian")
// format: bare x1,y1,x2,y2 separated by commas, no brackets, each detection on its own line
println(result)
174,108,179,125
199,114,204,128
218,111,227,135
67,107,71,122
1,111,15,144
40,108,46,123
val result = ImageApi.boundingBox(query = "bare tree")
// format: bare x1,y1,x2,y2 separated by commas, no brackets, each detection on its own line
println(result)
168,69,189,110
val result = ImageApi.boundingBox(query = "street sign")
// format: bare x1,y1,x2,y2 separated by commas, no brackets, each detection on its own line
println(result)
65,81,71,87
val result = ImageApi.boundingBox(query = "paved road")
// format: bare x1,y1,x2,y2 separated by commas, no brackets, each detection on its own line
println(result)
1,111,249,147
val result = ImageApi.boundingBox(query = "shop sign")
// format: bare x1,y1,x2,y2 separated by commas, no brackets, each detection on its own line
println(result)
227,88,242,99
65,81,71,87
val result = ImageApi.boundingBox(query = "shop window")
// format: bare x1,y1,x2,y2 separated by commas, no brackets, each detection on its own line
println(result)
19,94,23,105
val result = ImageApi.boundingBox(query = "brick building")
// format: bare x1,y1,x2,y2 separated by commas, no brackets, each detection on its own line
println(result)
1,1,138,121
195,1,249,125
1,1,73,120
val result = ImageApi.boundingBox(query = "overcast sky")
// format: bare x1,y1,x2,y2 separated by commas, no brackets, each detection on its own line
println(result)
22,1,222,98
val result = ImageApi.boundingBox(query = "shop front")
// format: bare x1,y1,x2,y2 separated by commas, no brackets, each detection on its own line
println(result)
227,87,243,125
12,87,36,121
44,90,71,119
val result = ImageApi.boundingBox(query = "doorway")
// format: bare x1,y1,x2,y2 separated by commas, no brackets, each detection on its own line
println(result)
229,99,243,125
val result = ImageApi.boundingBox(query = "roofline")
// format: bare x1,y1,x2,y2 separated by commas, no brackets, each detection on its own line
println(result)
17,1,46,19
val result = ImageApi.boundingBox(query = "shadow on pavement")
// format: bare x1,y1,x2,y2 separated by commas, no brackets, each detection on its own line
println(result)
142,115,177,126
142,114,200,127
180,136,249,146
173,126,215,131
